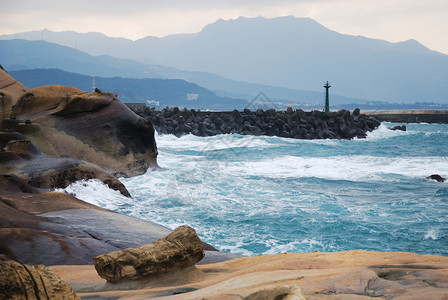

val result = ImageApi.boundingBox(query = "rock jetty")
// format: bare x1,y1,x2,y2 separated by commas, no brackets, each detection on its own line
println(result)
132,106,381,139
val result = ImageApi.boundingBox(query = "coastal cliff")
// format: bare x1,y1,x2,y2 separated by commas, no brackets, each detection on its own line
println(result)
0,69,160,265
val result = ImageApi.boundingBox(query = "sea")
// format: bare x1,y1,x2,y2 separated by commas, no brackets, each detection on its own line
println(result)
61,122,448,257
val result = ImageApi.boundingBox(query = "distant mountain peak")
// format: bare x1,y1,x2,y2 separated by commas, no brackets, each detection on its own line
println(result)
199,15,331,37
395,38,432,54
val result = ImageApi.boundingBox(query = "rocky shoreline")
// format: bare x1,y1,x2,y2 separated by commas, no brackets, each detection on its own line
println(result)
2,69,448,299
130,106,381,140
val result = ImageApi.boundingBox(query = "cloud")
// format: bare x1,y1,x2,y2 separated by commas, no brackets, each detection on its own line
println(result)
2,0,448,54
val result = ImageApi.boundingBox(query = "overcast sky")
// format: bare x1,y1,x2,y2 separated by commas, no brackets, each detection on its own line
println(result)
2,0,448,54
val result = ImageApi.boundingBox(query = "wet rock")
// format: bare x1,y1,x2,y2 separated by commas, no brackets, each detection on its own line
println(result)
427,174,446,182
93,225,205,282
390,125,407,131
0,132,130,197
0,260,80,300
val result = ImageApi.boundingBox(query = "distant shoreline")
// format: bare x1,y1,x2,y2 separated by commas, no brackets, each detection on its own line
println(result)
368,110,448,123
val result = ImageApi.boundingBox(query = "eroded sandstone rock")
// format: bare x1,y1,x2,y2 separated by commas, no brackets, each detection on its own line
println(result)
8,85,157,177
93,225,205,282
243,285,305,300
0,132,130,196
0,260,79,300
0,69,28,122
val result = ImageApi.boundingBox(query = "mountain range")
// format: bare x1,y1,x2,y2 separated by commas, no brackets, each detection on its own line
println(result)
8,68,247,110
1,16,448,105
0,38,368,107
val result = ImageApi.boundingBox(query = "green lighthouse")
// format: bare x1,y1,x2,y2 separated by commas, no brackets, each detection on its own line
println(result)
324,81,331,113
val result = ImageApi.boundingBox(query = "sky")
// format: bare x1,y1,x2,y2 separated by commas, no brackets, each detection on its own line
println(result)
2,0,448,55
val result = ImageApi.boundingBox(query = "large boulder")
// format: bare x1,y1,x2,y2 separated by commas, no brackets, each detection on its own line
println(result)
9,85,157,177
0,260,80,300
93,225,205,282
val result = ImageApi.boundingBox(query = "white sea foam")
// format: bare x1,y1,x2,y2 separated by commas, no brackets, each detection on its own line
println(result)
54,179,131,211
424,229,441,240
156,132,274,152
224,155,448,182
364,123,415,141
52,124,448,257
262,238,330,255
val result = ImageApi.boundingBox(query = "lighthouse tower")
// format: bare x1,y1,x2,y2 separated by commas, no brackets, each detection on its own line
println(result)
324,81,331,113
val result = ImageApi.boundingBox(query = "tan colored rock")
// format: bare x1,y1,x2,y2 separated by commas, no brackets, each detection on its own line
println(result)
93,225,205,282
8,84,158,177
0,260,79,300
0,69,28,122
54,250,448,299
243,285,305,300
12,85,113,120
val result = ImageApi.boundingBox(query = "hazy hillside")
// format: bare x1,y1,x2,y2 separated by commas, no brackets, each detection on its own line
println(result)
0,39,368,107
3,16,447,103
133,16,448,103
0,39,163,78
10,68,247,110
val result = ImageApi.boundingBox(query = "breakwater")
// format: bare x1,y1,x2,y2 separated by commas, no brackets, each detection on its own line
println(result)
369,110,448,123
128,106,381,139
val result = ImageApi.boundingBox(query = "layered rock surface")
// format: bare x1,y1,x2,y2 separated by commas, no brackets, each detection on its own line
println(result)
53,250,448,299
0,260,79,300
8,84,158,177
0,68,28,122
0,71,175,266
0,134,130,196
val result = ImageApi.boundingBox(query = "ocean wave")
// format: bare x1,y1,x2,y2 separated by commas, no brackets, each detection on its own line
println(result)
54,179,131,211
424,229,441,240
54,123,448,257
224,155,448,182
156,132,275,152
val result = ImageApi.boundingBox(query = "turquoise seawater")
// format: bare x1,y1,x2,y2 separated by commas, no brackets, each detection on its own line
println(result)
63,123,448,256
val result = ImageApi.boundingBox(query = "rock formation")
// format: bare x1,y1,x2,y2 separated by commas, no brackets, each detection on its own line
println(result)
52,250,448,299
389,125,407,131
8,84,158,177
93,225,205,282
1,133,130,196
0,71,176,266
0,69,28,122
427,174,446,182
132,106,381,140
0,260,80,300
243,285,305,300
